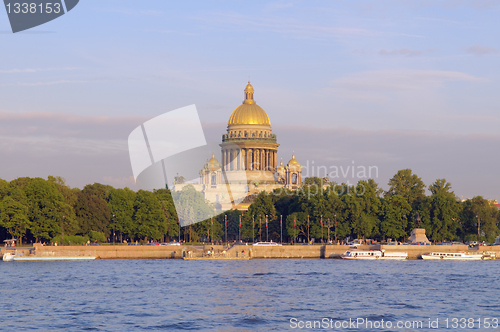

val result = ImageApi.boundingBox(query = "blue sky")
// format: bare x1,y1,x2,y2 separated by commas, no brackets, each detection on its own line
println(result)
0,0,499,199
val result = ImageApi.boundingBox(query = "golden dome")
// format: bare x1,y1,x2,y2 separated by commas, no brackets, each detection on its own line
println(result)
228,81,271,126
277,158,285,173
287,152,301,168
206,152,221,172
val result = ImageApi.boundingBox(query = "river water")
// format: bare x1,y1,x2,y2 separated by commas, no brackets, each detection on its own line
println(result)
1,259,499,331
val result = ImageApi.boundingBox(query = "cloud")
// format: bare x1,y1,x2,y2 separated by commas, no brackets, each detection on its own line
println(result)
329,69,483,92
0,67,78,74
464,45,499,56
194,12,379,40
1,80,88,87
379,48,422,56
95,8,163,16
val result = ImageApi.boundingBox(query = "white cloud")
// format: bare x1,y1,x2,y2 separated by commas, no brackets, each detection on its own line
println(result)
464,45,499,56
194,12,379,40
1,80,88,87
0,67,78,74
329,70,483,92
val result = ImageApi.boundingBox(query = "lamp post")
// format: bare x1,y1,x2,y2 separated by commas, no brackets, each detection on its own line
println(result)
266,215,268,242
239,215,241,242
112,214,115,245
334,213,337,242
321,215,323,243
477,214,481,242
252,216,255,243
259,214,262,242
307,215,310,244
61,214,65,245
225,215,228,246
280,215,283,244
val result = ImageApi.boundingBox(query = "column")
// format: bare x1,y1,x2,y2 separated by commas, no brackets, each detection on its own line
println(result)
256,149,260,170
247,149,251,170
230,149,234,171
240,148,244,170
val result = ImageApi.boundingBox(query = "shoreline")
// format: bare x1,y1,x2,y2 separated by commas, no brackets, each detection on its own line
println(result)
3,243,499,260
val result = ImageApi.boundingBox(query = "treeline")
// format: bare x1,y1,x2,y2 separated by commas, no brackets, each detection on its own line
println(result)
1,170,499,245
0,176,179,245
241,170,499,244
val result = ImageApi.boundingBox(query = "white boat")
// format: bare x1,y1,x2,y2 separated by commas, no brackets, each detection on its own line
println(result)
13,256,96,261
253,242,282,246
2,252,15,262
341,250,408,260
421,252,484,260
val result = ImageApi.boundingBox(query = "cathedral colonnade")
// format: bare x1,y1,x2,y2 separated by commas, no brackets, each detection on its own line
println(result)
221,148,277,171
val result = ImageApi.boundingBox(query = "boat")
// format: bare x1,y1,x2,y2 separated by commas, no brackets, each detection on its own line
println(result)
341,250,408,260
183,256,250,261
2,252,15,262
253,242,282,246
420,252,484,260
12,256,96,261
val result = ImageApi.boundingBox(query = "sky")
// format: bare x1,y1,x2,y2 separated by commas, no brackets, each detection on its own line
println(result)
0,0,498,200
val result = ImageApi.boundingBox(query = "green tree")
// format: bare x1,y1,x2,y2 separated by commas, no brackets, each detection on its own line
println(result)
0,196,29,243
22,178,72,243
133,190,165,241
461,196,499,243
154,188,180,242
380,195,411,241
420,179,461,242
108,188,136,242
386,169,425,208
74,183,112,238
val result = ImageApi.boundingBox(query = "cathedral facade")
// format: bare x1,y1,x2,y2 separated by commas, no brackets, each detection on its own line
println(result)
182,82,302,211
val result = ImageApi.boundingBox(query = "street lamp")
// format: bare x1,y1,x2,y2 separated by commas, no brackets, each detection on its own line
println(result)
307,215,310,244
112,214,115,245
266,215,269,242
61,214,65,245
280,215,283,244
334,213,337,242
477,214,481,242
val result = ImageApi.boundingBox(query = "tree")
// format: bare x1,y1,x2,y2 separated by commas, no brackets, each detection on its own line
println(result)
74,183,112,238
461,196,499,243
108,188,136,242
0,196,29,243
133,190,166,241
380,195,411,241
171,185,214,242
243,191,278,242
420,179,461,242
23,178,72,243
386,169,425,208
154,189,179,242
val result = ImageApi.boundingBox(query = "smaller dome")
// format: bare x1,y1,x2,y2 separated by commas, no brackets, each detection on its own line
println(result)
277,158,285,173
245,81,254,92
206,152,221,172
287,152,301,168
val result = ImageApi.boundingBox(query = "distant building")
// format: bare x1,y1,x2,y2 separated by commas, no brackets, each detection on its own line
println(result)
175,81,302,211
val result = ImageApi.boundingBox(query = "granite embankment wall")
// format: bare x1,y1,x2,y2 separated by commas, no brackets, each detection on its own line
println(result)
3,244,497,260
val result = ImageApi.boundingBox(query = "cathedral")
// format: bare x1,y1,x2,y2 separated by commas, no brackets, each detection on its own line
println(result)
178,81,302,211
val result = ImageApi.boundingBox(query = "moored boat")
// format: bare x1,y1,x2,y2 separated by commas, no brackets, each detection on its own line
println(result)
421,252,484,260
13,256,96,261
2,252,15,262
341,250,408,260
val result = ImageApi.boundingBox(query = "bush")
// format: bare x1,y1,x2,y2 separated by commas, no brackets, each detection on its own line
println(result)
51,235,89,245
89,231,106,243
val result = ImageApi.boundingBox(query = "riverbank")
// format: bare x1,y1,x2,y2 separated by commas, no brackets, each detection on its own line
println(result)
3,243,499,260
